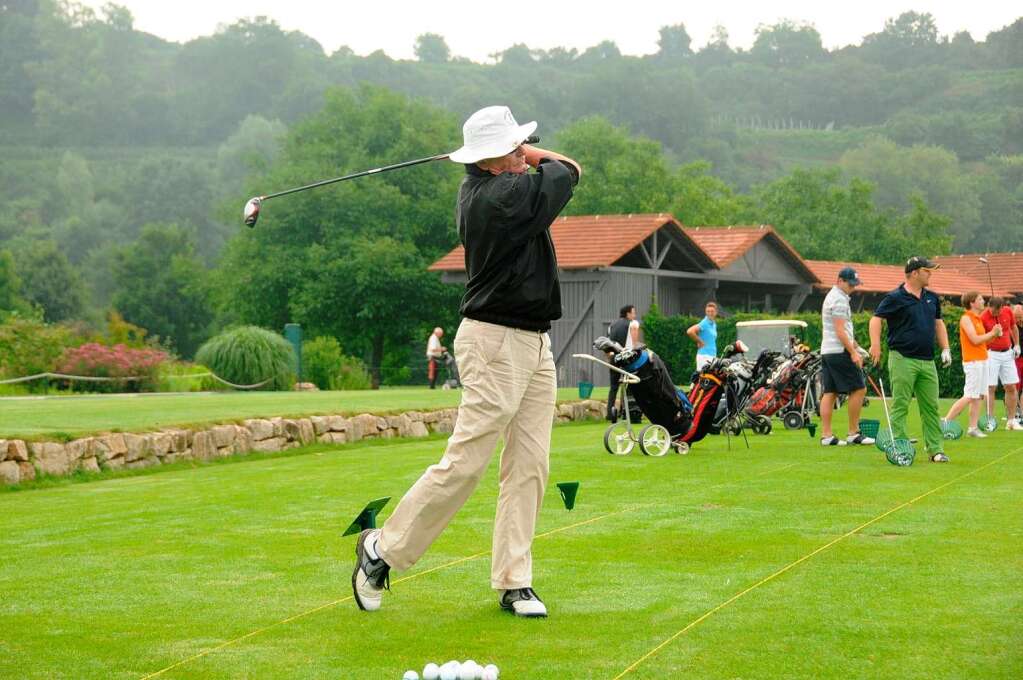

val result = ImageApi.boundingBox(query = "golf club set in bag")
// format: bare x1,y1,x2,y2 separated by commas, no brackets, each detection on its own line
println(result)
575,337,751,456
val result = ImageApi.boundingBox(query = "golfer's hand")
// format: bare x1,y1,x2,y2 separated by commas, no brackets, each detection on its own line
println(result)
994,323,1003,337
1015,345,1021,358
941,348,952,368
850,350,864,368
868,344,881,365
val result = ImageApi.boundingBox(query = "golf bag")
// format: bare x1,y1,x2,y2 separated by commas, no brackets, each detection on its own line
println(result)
747,350,818,418
594,337,733,446
596,338,691,435
683,363,728,443
441,351,461,388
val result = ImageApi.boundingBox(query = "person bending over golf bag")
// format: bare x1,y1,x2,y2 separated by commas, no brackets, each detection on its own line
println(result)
352,106,581,618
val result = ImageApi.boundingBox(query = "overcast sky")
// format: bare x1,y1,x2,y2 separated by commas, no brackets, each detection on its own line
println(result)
84,1,1019,61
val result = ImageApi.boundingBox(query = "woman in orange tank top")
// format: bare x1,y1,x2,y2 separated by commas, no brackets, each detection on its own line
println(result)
944,291,1002,435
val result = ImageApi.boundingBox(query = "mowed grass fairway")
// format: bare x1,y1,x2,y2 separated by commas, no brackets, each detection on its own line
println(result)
1,406,1020,679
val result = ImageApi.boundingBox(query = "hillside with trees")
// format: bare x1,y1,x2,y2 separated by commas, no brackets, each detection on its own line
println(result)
1,1,1021,376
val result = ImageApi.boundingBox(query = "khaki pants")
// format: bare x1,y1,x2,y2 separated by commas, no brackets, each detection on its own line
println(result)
377,318,557,590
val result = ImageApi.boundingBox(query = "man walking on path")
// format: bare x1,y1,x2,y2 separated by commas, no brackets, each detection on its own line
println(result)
687,301,718,371
352,106,581,618
819,267,874,446
605,304,640,421
868,256,952,463
426,327,447,389
943,292,1002,437
980,296,1022,430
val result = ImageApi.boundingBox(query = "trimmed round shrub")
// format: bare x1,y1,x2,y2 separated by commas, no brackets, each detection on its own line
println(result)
195,326,294,391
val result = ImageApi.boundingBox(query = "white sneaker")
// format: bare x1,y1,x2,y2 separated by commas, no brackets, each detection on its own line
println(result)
1007,420,1023,431
967,428,987,438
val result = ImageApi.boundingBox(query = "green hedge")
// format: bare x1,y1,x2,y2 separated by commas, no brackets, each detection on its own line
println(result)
642,305,968,398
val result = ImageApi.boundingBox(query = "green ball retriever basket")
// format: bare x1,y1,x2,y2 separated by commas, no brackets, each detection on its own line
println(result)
941,420,964,440
577,381,594,399
859,419,880,439
875,432,916,466
978,414,998,433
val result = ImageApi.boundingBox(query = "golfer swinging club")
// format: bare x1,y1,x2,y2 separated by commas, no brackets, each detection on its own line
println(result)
352,106,582,618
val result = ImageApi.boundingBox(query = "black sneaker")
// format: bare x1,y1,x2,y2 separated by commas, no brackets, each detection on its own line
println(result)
499,587,548,618
352,529,390,611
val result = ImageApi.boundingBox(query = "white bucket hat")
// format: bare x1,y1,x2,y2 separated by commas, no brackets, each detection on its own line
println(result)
449,106,537,164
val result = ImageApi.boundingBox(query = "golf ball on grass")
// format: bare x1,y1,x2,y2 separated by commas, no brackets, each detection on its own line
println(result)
403,672,419,680
422,663,440,680
482,664,499,680
439,662,458,680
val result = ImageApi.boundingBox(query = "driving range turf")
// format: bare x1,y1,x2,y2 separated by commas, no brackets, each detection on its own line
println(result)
1,407,1020,679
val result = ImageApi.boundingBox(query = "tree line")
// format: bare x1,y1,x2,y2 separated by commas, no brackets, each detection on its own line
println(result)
0,1,1021,382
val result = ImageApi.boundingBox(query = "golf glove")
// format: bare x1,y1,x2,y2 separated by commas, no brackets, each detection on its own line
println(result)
1015,345,1021,359
941,348,952,367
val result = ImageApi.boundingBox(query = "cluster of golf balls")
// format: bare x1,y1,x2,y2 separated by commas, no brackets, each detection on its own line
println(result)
402,660,499,680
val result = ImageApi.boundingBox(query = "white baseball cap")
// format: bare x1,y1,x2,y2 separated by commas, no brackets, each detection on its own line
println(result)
448,106,537,164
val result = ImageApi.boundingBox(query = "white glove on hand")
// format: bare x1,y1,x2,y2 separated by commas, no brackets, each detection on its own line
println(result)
1014,345,1021,359
941,348,952,367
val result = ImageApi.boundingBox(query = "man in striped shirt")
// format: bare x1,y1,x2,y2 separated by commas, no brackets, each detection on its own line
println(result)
819,267,873,446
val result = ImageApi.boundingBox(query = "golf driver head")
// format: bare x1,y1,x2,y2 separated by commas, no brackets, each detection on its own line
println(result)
243,197,262,227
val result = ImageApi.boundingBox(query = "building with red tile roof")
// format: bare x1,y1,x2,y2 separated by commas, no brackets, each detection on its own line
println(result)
429,213,1015,385
805,259,1012,311
932,253,1023,299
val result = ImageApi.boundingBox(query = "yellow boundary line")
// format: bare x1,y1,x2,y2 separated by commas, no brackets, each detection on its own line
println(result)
138,461,796,678
611,449,1021,679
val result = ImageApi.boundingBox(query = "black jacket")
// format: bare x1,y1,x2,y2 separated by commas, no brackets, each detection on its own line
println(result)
456,158,577,331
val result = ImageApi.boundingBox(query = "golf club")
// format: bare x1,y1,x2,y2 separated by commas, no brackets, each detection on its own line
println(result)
243,135,541,227
979,256,994,296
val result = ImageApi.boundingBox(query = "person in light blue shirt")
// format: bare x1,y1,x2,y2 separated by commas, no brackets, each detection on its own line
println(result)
687,301,718,370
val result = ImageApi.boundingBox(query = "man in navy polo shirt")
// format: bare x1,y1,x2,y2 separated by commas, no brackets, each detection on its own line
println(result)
868,256,953,463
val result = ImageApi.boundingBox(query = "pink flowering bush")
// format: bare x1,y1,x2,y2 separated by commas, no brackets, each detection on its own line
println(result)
56,343,168,393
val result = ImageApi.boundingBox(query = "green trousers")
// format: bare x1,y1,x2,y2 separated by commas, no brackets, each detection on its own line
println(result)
887,350,943,455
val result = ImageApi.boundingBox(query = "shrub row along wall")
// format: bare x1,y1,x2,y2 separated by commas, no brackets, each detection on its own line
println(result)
0,400,606,486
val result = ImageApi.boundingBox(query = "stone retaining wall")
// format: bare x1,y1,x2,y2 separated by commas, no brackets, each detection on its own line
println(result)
0,400,606,486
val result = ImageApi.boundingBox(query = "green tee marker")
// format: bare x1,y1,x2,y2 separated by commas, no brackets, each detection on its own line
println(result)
342,497,391,537
556,482,579,510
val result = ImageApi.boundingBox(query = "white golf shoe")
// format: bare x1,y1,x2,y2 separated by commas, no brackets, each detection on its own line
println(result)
499,587,548,618
352,529,390,612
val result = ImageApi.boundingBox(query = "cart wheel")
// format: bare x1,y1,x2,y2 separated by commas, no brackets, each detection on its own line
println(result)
603,422,634,456
674,441,690,455
782,411,805,430
725,417,743,436
638,424,671,457
753,415,772,435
